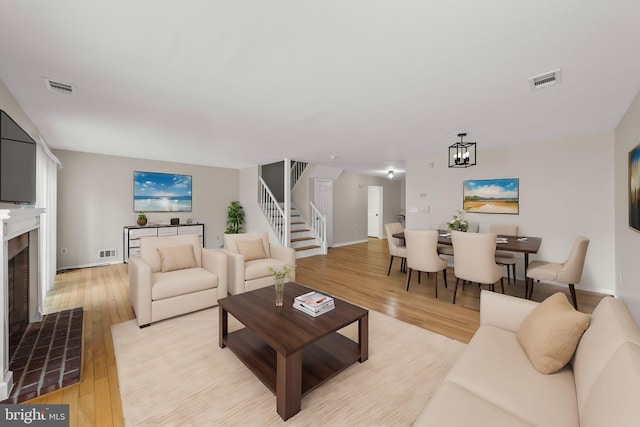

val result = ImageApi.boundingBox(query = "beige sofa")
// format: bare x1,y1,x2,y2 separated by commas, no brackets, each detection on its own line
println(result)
416,291,640,427
221,232,296,295
128,234,227,327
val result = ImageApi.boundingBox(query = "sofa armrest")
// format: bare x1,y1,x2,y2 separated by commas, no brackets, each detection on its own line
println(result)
202,248,228,299
480,290,539,333
270,245,297,281
128,256,153,327
219,249,246,295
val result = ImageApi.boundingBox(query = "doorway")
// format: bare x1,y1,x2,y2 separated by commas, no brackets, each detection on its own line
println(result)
368,186,383,238
314,179,333,247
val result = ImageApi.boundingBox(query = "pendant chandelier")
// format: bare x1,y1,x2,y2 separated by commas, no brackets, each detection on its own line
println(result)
448,133,476,168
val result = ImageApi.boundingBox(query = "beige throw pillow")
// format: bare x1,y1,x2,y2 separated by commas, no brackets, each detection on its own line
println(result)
517,292,590,374
157,244,197,273
236,239,267,261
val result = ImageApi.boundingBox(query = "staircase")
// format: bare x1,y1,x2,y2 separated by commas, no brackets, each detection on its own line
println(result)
258,160,326,258
289,206,324,258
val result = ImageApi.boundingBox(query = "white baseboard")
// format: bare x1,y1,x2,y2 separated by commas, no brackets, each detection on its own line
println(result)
57,260,122,272
331,239,369,248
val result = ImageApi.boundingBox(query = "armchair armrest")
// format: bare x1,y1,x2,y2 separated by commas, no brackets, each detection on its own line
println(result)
219,249,246,295
480,290,539,333
202,248,228,299
128,256,153,327
270,245,297,281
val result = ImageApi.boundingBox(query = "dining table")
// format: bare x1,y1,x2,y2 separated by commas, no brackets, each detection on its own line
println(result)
392,231,542,272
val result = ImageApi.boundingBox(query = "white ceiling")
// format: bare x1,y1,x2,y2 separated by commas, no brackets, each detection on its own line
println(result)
1,1,640,178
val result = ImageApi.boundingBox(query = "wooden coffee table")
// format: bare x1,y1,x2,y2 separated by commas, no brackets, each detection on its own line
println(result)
218,282,369,420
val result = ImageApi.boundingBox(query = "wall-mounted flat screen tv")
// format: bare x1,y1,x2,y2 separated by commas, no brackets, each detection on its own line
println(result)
0,110,37,204
133,171,192,212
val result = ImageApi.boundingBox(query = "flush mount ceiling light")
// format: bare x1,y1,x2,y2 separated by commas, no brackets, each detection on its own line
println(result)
388,170,394,179
448,133,476,168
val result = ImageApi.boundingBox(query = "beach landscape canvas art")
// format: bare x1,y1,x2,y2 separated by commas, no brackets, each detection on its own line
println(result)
463,178,519,214
629,143,640,232
134,171,192,212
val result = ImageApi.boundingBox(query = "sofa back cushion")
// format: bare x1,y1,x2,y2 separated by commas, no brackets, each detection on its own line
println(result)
140,234,202,273
572,296,640,426
157,244,197,273
223,232,271,258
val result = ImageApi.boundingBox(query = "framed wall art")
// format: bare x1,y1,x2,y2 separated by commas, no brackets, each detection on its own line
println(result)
629,143,640,232
463,178,519,214
133,171,192,212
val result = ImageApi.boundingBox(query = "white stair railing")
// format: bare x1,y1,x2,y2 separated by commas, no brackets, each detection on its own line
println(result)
309,201,328,254
290,161,308,189
258,176,286,246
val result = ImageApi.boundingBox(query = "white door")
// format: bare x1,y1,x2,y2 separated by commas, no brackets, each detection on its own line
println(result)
314,179,333,247
368,186,383,238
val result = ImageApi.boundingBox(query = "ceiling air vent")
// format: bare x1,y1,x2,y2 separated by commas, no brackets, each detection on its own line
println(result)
529,69,561,90
43,78,77,95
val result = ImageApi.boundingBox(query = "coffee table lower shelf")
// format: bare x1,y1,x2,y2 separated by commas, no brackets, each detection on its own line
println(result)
223,327,361,397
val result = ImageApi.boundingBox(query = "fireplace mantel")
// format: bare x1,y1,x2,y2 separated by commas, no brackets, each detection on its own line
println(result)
1,207,45,399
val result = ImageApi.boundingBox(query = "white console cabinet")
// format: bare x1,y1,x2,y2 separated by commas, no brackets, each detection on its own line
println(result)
123,224,204,262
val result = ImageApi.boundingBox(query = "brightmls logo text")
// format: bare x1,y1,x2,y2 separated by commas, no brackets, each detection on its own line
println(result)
1,405,69,426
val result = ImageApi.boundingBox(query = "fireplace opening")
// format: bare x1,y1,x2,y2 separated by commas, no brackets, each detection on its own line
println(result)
8,233,29,361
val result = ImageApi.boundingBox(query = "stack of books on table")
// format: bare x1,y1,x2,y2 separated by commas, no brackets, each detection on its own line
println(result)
293,291,335,317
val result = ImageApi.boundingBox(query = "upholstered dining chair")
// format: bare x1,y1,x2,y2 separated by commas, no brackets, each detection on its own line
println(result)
384,222,407,275
489,224,518,285
526,236,589,309
450,231,504,304
404,229,448,296
437,221,479,257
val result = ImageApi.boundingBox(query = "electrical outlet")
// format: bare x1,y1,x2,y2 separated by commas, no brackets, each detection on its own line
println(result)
61,248,68,255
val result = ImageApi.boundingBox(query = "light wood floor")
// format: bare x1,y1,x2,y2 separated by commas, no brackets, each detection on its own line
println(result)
26,237,606,426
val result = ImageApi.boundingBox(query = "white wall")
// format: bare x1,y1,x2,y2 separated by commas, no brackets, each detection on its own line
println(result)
331,171,403,246
54,150,238,269
615,89,640,322
406,132,615,295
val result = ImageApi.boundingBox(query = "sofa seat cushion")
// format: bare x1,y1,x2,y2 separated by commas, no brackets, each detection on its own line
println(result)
443,325,579,427
244,258,288,281
151,267,218,301
415,381,534,427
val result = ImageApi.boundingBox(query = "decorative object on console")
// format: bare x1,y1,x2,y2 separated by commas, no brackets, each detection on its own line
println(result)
133,171,192,212
447,210,469,232
448,132,476,168
170,217,179,225
137,212,147,226
224,201,245,234
629,142,640,232
463,178,519,214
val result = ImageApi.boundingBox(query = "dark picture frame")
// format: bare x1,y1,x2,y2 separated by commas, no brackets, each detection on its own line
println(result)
133,171,192,212
629,143,640,232
463,178,519,214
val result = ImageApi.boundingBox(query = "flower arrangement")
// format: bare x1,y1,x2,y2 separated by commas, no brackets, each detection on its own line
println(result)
447,210,469,232
268,264,295,281
137,212,147,226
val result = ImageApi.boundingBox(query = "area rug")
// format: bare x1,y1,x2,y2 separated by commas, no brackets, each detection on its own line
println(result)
112,307,465,426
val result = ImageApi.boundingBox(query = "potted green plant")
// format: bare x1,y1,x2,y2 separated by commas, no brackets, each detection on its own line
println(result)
447,210,469,232
224,201,245,234
137,212,147,226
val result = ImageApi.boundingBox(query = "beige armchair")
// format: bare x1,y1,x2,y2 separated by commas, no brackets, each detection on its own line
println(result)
451,231,504,304
526,236,589,309
404,229,448,297
128,234,227,327
222,232,296,295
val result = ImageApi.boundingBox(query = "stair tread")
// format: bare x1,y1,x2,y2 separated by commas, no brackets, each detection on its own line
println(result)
291,237,315,242
294,245,322,251
291,229,310,233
